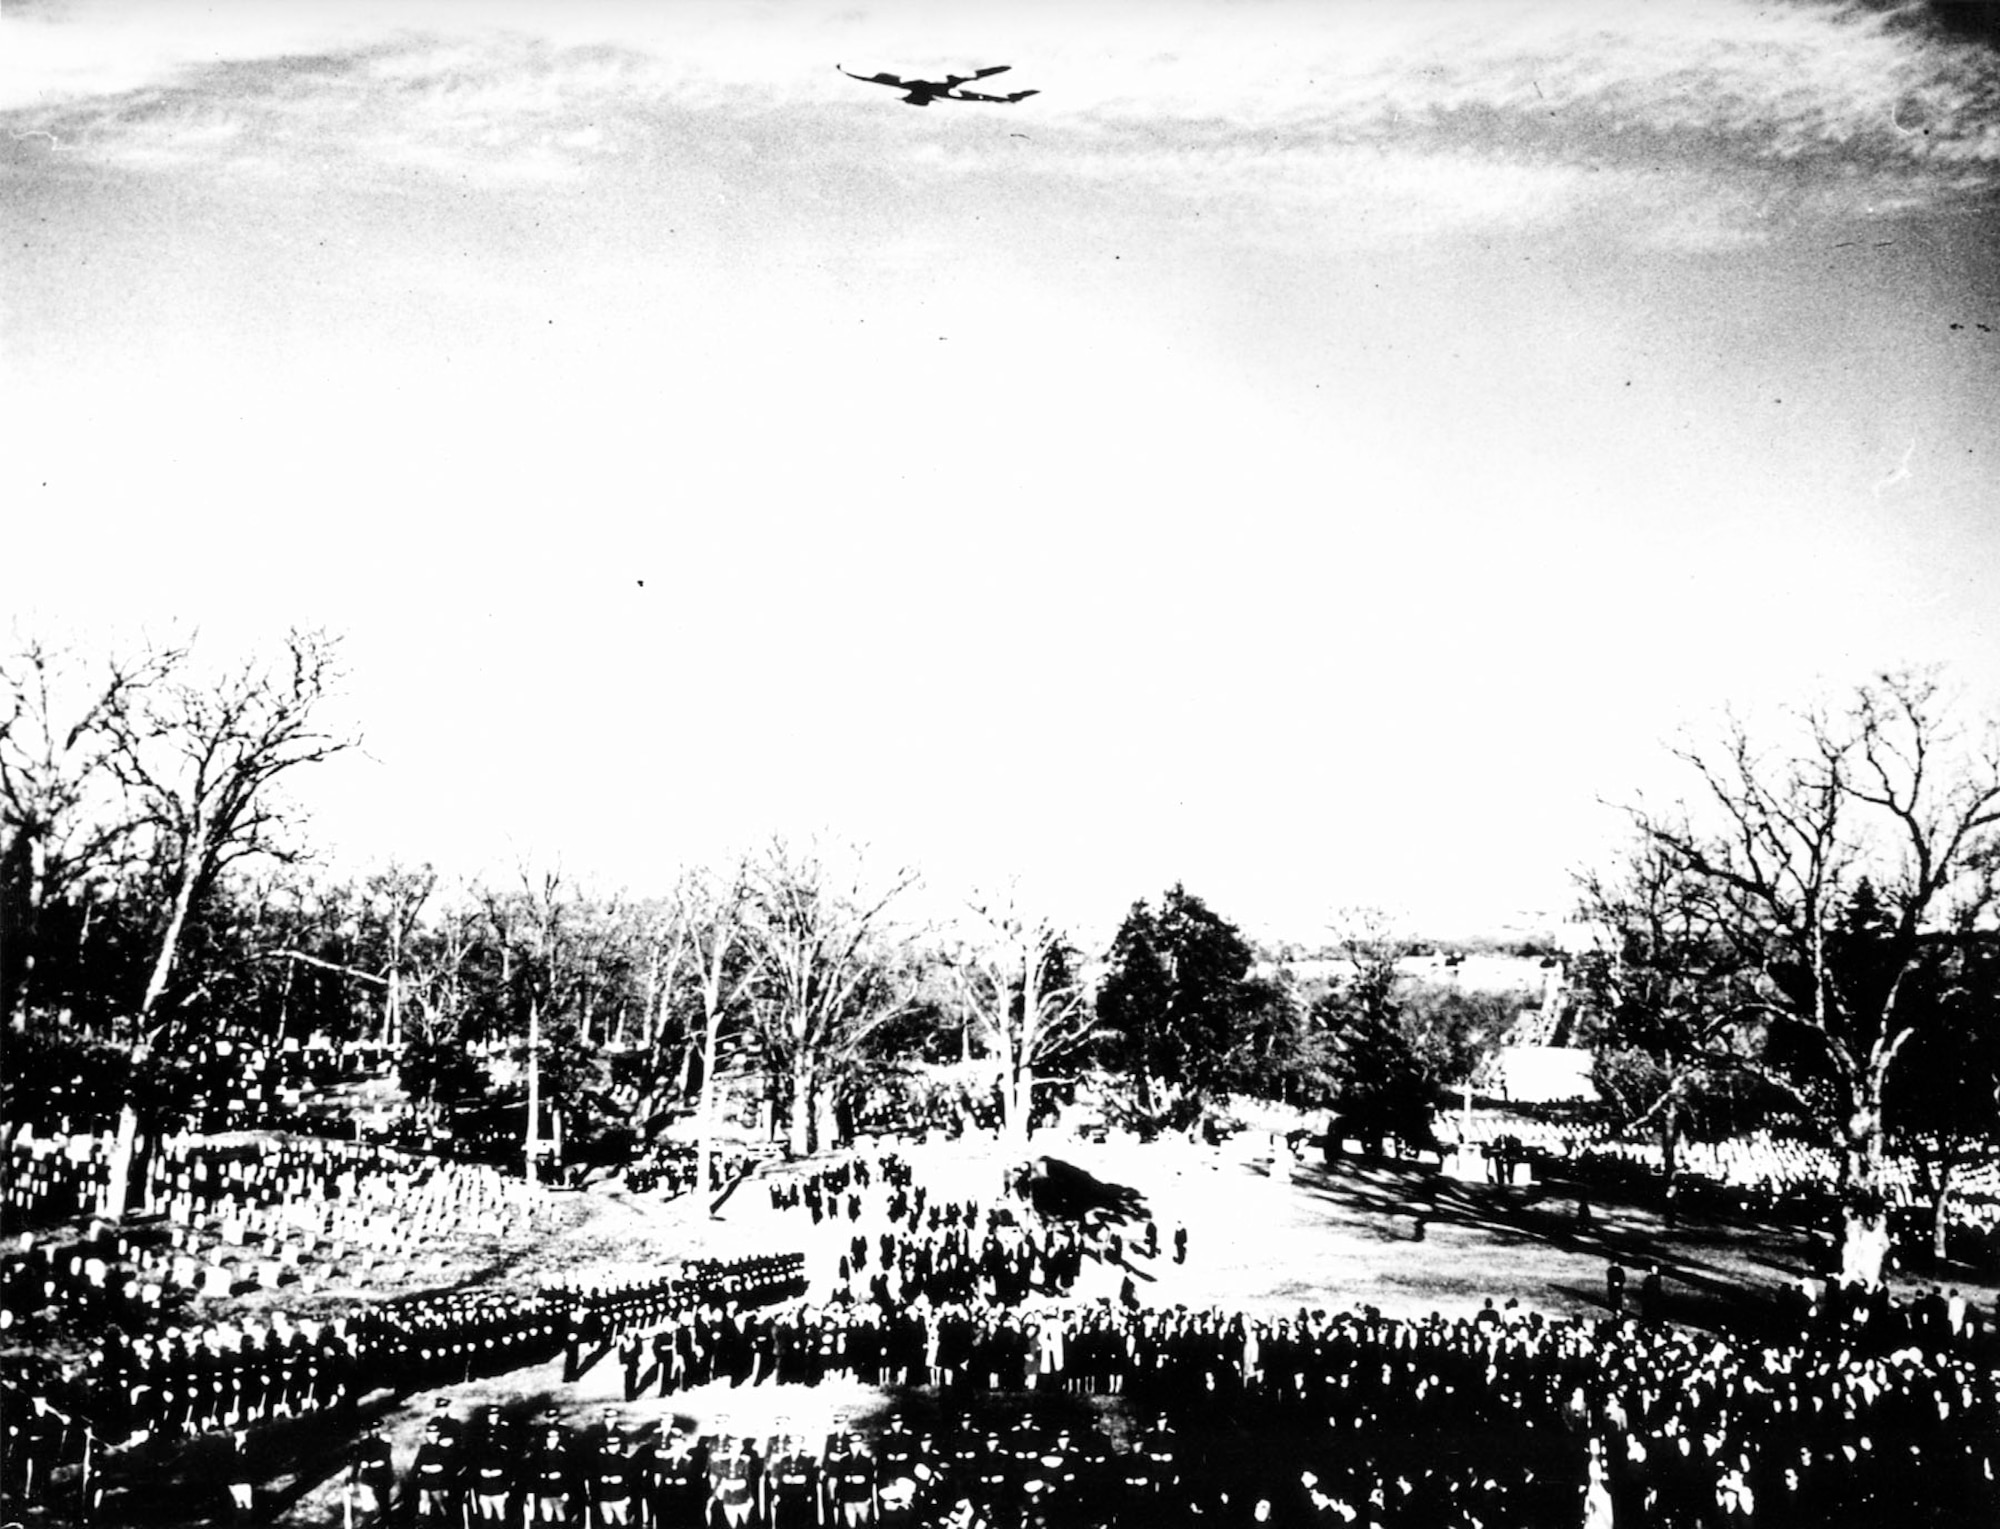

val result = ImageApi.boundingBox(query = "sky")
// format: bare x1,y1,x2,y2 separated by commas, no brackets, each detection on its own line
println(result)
4,0,1998,947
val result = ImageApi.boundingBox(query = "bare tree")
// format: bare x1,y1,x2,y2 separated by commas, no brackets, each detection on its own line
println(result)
1623,670,2000,1284
1,636,182,1029
947,889,1096,1147
683,864,758,1208
1575,838,1754,1226
399,896,488,1126
505,863,573,1185
360,862,438,1047
108,629,354,1040
743,837,919,1157
84,630,354,1215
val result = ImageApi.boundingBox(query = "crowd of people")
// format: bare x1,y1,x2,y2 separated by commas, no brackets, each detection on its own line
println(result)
6,1099,2000,1528
768,1152,916,1220
626,1144,760,1199
1449,1116,2000,1262
764,1151,1177,1313
0,1249,818,1521
302,1289,2000,1528
350,1405,1207,1529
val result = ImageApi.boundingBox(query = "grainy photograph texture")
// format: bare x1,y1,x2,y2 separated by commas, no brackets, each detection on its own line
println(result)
4,2,2000,1527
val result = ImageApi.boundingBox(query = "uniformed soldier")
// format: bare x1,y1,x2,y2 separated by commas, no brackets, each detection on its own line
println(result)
1139,1412,1181,1497
530,1423,577,1526
648,1426,709,1529
411,1418,461,1525
876,1415,921,1485
221,1425,256,1522
348,1424,396,1523
620,1328,644,1400
592,1425,639,1528
824,1431,876,1528
768,1433,820,1529
876,1419,932,1529
1026,1422,1083,1523
430,1397,465,1449
710,1434,763,1529
468,1408,515,1524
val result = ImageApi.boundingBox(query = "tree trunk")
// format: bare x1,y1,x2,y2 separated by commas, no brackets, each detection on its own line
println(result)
1007,1066,1032,1149
525,998,542,1186
694,1014,721,1217
1137,1022,1155,1113
8,836,46,1026
109,820,207,1219
1930,1158,1955,1265
139,821,208,1030
1839,1107,1891,1285
1660,1083,1680,1229
276,958,296,1046
676,1034,696,1102
385,924,402,1047
788,1058,815,1158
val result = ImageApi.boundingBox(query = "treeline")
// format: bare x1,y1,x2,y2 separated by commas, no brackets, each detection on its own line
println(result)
1,633,1524,1188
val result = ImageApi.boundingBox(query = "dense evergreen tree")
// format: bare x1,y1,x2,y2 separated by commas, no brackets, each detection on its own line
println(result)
1095,884,1262,1122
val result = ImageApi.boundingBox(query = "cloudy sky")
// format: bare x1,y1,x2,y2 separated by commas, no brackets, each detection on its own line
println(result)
4,0,1998,943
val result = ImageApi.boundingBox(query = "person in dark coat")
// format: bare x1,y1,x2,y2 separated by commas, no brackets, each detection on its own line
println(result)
220,1426,256,1521
1639,1266,1664,1326
411,1419,460,1524
349,1425,396,1522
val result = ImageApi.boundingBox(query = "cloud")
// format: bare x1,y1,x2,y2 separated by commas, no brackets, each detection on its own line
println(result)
3,0,1996,236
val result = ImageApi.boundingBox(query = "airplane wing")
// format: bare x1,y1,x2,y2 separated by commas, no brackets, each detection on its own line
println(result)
839,67,914,89
942,65,1011,87
947,88,1039,104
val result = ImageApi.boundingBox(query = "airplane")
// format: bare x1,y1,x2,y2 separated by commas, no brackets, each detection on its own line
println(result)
838,64,1040,107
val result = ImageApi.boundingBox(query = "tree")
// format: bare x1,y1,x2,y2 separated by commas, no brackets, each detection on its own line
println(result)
1,635,181,1032
1620,670,2000,1284
359,862,438,1047
1575,838,1757,1223
1095,884,1259,1124
683,865,758,1209
106,629,354,1042
742,838,919,1157
1211,968,1310,1104
397,895,490,1124
1858,880,2000,1262
946,889,1096,1147
89,630,353,1216
1309,916,1502,1153
493,864,604,1182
